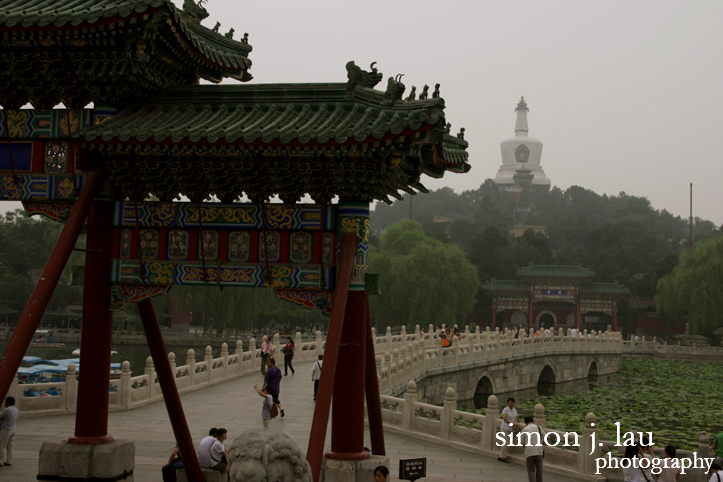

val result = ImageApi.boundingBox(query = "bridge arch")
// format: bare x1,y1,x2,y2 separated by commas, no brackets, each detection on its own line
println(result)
473,371,496,409
537,362,557,396
536,310,557,329
588,360,599,379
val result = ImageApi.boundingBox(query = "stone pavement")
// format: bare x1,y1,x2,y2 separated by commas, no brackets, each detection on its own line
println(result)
3,361,583,481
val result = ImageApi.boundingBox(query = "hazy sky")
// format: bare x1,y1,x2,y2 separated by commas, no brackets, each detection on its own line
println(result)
4,0,722,224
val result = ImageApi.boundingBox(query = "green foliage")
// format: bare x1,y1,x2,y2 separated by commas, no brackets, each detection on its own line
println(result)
0,209,83,312
656,237,723,335
371,180,720,315
369,219,479,328
461,358,723,451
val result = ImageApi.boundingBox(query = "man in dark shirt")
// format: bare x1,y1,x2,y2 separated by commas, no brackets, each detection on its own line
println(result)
262,358,284,417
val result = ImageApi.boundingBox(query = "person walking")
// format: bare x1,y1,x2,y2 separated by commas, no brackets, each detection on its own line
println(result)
283,337,295,376
712,430,723,468
658,444,681,482
0,397,18,466
622,444,640,482
255,384,275,428
498,397,518,463
312,354,323,401
708,463,721,482
263,357,284,417
521,416,545,482
260,335,274,376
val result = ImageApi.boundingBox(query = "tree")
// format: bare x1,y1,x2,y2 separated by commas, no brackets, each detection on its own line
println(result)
368,220,479,329
655,236,723,335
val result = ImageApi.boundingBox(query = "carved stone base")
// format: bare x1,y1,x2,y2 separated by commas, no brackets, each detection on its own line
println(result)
37,440,134,481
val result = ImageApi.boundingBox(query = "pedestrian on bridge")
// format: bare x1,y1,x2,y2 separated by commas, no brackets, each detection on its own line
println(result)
263,357,284,418
312,354,323,401
521,415,545,482
283,337,295,376
498,397,518,463
0,396,18,467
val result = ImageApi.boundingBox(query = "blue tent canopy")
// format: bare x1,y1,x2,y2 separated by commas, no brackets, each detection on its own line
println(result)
22,356,44,363
17,365,70,375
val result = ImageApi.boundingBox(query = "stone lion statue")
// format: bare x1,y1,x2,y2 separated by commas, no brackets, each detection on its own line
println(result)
227,429,312,482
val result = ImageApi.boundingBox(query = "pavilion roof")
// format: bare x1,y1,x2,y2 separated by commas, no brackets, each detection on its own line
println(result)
0,0,252,108
480,280,529,294
81,83,460,146
579,283,630,296
517,264,595,281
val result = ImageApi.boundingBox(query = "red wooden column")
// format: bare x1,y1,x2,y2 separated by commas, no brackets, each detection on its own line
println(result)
528,294,534,328
328,290,367,459
137,299,204,482
306,233,358,482
612,302,618,332
575,295,581,331
0,169,103,402
491,300,497,330
364,300,385,457
70,199,115,444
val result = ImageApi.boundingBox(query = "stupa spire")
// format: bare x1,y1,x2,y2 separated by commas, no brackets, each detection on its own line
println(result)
514,96,529,137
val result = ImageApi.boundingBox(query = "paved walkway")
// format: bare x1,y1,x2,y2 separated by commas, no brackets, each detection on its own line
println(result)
4,362,582,481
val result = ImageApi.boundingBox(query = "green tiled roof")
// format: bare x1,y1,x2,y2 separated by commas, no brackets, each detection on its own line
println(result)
0,0,252,107
80,83,463,149
580,283,630,295
480,280,529,293
517,264,595,279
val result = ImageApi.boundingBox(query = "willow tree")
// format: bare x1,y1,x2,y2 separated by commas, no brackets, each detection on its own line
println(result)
368,219,479,329
655,236,723,335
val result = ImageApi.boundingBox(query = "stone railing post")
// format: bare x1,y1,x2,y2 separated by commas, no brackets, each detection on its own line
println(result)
375,354,382,377
415,324,420,342
441,387,457,440
119,361,131,410
384,351,391,392
534,403,546,428
386,326,392,352
418,340,425,370
694,431,711,482
235,340,243,356
428,324,434,348
248,337,257,372
315,331,322,354
453,339,459,364
168,352,176,375
186,349,196,387
401,325,407,342
403,381,418,431
295,331,303,353
579,413,599,475
436,336,443,366
221,342,229,379
204,345,213,383
392,349,400,387
482,394,499,451
406,343,414,378
66,363,78,411
399,346,407,381
412,341,420,375
144,356,155,400
273,333,280,351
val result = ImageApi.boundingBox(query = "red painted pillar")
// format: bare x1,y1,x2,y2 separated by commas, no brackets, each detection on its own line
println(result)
70,200,114,444
612,303,618,332
327,290,368,458
364,298,385,456
307,234,358,482
0,169,103,402
137,299,204,482
528,295,534,329
575,296,581,331
491,300,497,330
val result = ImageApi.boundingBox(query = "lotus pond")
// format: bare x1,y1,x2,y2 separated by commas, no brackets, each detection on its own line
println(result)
460,358,723,450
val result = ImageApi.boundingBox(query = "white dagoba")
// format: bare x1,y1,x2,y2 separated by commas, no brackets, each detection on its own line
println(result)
494,97,551,187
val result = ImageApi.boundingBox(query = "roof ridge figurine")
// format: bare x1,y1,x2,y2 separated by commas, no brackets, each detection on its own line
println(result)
182,0,209,23
346,61,384,94
419,85,429,100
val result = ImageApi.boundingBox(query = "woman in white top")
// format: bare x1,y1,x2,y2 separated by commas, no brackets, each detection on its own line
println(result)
622,445,640,482
197,428,230,474
639,438,656,482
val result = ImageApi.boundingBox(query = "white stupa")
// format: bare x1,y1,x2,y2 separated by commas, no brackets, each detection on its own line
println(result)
493,97,551,187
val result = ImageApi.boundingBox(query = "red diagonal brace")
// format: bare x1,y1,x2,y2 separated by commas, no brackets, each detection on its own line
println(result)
365,298,386,456
137,299,204,482
0,168,103,401
306,233,359,482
